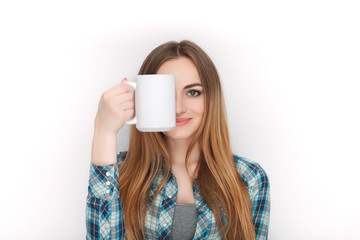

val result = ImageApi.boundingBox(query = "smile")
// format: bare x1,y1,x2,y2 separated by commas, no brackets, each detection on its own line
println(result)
176,118,191,126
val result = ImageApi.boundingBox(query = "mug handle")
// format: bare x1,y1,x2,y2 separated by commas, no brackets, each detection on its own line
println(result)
124,81,137,125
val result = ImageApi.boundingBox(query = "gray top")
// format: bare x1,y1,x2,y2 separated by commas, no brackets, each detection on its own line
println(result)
170,203,197,240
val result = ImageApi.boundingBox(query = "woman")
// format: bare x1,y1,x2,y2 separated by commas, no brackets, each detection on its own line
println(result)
86,40,270,240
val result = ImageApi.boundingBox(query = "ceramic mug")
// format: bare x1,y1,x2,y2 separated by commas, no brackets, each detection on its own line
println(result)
124,74,176,132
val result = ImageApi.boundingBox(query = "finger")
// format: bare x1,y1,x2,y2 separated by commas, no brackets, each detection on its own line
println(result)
120,100,134,110
113,92,133,104
107,78,132,97
123,108,134,116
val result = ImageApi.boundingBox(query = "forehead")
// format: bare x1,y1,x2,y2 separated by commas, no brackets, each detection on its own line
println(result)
156,57,201,85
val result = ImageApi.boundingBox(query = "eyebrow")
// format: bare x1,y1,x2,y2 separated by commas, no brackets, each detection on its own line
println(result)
184,83,203,89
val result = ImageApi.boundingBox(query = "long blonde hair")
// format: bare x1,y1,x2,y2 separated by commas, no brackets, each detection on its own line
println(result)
118,40,255,239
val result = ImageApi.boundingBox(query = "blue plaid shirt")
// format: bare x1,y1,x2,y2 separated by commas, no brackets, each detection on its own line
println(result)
86,151,270,239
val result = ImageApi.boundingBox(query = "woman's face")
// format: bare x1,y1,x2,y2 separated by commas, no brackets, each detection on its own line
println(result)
157,57,205,141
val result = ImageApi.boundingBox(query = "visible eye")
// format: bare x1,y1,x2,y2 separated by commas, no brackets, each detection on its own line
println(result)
187,89,202,97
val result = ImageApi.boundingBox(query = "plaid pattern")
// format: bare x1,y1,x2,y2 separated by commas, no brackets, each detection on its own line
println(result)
86,151,270,239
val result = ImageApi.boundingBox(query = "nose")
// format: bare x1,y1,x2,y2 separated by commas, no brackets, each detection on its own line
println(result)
175,93,186,116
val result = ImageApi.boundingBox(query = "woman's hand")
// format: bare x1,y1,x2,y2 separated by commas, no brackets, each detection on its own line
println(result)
94,78,134,135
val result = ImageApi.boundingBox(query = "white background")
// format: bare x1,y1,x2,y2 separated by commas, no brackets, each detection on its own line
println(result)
0,0,359,239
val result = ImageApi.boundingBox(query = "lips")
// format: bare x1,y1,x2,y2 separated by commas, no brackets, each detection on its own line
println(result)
176,118,192,126
176,118,192,122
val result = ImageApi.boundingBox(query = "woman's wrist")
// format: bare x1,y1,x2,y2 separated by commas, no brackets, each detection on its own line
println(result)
91,126,118,166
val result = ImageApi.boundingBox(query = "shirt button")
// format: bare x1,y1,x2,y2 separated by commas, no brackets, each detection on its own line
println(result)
104,222,110,228
106,181,110,186
106,172,110,176
163,223,166,227
105,190,110,194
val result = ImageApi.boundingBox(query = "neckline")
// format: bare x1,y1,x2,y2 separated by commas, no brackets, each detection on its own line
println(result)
176,202,196,205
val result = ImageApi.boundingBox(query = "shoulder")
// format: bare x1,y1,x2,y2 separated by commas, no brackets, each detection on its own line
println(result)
232,154,270,199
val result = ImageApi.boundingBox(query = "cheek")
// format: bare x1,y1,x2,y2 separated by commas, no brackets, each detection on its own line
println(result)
191,98,204,115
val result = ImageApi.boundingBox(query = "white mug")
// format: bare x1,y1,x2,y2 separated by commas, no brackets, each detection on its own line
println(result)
124,74,176,132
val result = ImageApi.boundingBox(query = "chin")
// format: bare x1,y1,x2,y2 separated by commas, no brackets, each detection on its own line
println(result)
164,130,193,140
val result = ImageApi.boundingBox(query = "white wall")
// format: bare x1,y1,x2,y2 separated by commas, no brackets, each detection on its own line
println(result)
1,0,359,239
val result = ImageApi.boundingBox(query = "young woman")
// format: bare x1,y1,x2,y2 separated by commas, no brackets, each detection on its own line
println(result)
86,40,270,240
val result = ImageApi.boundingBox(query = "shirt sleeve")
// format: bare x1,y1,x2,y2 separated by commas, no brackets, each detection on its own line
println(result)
86,152,127,240
251,164,271,240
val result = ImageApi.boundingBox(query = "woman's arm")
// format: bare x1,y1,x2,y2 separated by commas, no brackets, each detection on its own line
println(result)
86,159,126,239
91,125,118,166
86,77,133,239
